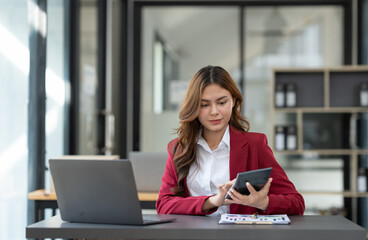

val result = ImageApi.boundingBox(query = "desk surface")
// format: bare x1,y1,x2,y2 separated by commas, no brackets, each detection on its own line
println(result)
28,189,159,201
26,214,366,240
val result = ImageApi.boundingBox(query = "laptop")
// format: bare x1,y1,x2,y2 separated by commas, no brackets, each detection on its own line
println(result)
129,151,167,192
49,158,176,225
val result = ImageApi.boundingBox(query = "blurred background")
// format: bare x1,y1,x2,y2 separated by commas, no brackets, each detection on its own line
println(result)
1,0,367,239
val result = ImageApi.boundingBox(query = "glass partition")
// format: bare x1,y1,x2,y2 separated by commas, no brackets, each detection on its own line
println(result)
78,0,99,154
244,6,343,136
141,6,240,151
44,0,68,202
244,6,344,215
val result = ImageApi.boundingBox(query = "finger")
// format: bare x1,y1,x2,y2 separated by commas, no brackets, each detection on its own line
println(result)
227,191,238,202
224,199,234,205
224,181,234,189
218,184,228,195
246,182,257,195
261,178,273,193
218,183,225,190
228,188,242,201
223,179,236,190
224,186,233,193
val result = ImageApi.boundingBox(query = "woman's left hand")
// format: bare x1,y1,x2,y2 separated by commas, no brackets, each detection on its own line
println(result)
224,178,273,211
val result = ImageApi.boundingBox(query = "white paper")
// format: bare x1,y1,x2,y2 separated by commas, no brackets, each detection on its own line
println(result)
219,214,290,225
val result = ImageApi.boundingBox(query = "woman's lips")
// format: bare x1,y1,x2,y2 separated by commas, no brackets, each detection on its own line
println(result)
209,119,222,125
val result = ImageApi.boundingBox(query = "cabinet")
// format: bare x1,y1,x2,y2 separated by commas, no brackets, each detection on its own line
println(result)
270,66,368,226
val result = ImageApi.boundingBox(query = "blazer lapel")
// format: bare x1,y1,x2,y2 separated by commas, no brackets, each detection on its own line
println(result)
229,127,249,180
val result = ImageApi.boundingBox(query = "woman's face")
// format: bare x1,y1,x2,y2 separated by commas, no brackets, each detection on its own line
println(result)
198,83,233,136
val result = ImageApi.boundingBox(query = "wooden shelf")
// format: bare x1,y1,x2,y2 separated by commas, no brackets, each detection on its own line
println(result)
272,66,368,72
271,66,368,226
275,149,368,155
274,150,301,155
301,191,368,197
274,107,368,113
28,189,159,202
28,189,56,200
137,192,159,201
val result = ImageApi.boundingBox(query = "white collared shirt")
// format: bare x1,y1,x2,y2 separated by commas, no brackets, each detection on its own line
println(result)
187,125,230,216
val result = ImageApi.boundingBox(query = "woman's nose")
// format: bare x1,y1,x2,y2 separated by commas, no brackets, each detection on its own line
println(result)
210,105,219,115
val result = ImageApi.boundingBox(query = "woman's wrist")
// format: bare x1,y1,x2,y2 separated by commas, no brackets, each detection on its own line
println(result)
258,196,269,211
202,196,219,212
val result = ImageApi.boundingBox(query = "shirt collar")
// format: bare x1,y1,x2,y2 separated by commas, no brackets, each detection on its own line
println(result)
222,125,230,148
197,125,230,150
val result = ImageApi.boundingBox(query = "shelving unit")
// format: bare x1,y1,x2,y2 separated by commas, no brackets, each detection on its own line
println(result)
270,66,368,226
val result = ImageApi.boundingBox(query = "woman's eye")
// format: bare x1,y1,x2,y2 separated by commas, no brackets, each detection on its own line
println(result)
201,104,208,107
219,101,226,105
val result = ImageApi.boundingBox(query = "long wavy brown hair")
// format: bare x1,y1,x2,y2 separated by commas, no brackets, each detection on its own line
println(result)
171,65,250,196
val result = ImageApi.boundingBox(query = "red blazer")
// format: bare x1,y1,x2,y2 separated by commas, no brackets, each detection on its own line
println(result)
156,127,305,215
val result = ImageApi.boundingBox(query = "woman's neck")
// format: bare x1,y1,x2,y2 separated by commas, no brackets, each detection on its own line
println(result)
202,128,227,151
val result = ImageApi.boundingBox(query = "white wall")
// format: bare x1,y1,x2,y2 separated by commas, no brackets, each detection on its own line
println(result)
0,0,29,238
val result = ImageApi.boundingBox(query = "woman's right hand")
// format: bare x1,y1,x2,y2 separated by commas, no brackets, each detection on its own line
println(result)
202,179,235,211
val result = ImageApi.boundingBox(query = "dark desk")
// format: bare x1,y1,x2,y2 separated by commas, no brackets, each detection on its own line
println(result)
26,214,366,240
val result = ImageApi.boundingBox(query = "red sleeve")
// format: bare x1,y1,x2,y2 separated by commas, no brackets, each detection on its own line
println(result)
155,141,216,215
258,134,305,215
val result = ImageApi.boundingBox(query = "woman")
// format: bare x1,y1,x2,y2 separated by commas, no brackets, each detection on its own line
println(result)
156,65,304,216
